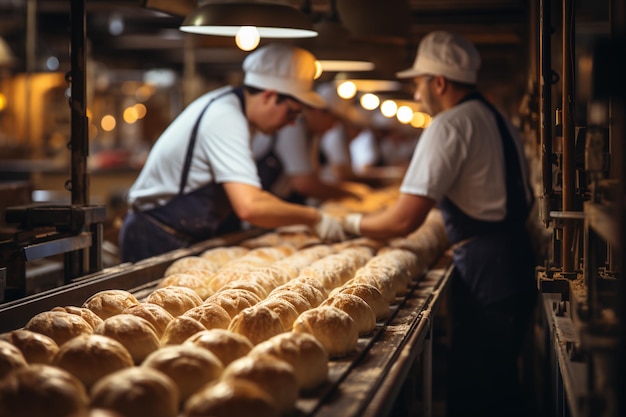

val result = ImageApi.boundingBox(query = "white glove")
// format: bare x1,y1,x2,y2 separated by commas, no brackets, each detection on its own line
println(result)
343,213,363,236
314,212,346,241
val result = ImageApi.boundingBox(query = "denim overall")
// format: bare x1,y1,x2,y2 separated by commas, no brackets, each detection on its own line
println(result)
119,88,244,263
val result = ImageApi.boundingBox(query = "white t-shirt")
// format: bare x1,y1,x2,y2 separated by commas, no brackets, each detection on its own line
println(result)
400,100,531,221
349,128,380,174
128,86,260,209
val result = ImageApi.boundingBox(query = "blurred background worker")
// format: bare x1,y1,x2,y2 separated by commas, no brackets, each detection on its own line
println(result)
119,44,345,263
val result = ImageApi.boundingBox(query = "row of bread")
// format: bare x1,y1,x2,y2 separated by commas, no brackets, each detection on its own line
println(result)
0,211,448,417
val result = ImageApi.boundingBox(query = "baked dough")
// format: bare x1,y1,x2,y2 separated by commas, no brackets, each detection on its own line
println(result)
221,354,298,414
184,329,252,366
94,314,160,364
256,298,299,331
216,280,268,300
23,310,93,347
329,283,389,320
200,246,249,266
142,344,223,402
160,316,207,346
0,329,59,365
163,256,218,277
0,364,89,417
157,273,213,300
182,303,231,330
52,334,133,389
0,339,27,378
292,306,358,358
90,366,179,417
184,379,278,417
146,286,203,317
270,282,325,308
82,290,139,320
205,290,257,319
122,303,175,339
266,290,311,315
227,305,284,345
249,332,328,391
320,293,376,336
51,306,104,330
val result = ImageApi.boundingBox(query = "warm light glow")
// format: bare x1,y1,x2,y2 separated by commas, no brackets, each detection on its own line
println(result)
0,93,7,111
123,107,139,124
396,105,413,124
235,26,260,51
133,103,147,119
411,112,426,128
360,93,380,110
101,115,116,131
314,60,323,80
380,100,398,117
337,81,357,99
136,84,155,101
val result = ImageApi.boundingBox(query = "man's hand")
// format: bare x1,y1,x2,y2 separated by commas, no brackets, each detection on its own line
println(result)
314,212,346,241
342,213,363,236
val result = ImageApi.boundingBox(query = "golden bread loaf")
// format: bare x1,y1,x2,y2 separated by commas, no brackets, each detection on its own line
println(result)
320,293,376,336
90,367,179,417
0,364,89,417
160,316,207,346
0,329,59,365
122,303,175,339
52,334,133,389
81,290,139,320
183,329,253,366
330,283,389,320
227,306,284,345
292,306,358,358
146,286,203,317
270,282,325,308
183,379,278,417
182,303,231,330
200,246,248,266
157,273,213,300
216,279,268,300
51,306,104,330
94,314,160,364
142,344,223,402
256,298,299,331
266,290,311,315
205,290,257,319
163,256,218,277
0,339,27,378
23,310,93,346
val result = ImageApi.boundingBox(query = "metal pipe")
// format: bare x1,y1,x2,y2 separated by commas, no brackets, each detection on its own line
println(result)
561,0,576,274
540,0,553,224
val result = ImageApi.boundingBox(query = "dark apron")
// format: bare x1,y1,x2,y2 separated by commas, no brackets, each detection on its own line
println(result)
443,92,537,417
256,133,306,205
120,88,245,263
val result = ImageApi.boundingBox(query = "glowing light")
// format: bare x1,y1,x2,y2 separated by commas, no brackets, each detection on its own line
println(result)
123,107,138,124
380,100,398,117
101,115,116,131
235,26,260,51
411,112,426,128
133,103,147,119
396,105,413,124
0,93,7,111
360,93,380,110
337,81,357,99
314,60,323,80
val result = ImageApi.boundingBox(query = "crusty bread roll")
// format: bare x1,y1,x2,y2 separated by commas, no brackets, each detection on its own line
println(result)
24,310,93,346
206,268,251,293
227,306,284,345
243,270,282,294
52,334,133,389
364,261,411,296
122,303,175,339
320,293,376,336
288,275,329,298
267,290,311,315
183,379,278,417
182,303,231,330
200,246,249,266
270,282,325,308
292,306,358,358
183,329,253,366
249,332,328,391
157,273,213,300
142,344,223,402
205,290,257,319
267,260,301,280
249,265,291,287
217,280,268,300
160,316,207,346
256,298,299,331
334,237,386,252
351,267,396,303
163,256,218,277
90,367,179,417
51,306,104,330
146,286,203,317
82,290,139,320
0,339,27,378
0,329,59,364
330,283,389,320
222,354,298,414
94,314,160,364
0,364,89,417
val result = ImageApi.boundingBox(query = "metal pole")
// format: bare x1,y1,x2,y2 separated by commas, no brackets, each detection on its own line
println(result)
540,0,553,225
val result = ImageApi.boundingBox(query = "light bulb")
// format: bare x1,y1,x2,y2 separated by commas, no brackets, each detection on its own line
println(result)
235,26,260,51
360,93,380,110
337,81,357,99
396,105,413,124
314,60,323,80
380,100,398,117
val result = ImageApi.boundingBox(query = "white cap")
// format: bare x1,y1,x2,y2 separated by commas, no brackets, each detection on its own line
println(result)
315,82,353,118
396,31,481,84
243,43,325,108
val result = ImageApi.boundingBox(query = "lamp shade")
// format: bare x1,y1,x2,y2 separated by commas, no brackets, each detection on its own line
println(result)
180,1,317,38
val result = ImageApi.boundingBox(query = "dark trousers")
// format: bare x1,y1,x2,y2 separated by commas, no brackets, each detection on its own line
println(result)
446,271,537,417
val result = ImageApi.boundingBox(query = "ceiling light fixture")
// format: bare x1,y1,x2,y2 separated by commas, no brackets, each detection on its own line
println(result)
180,1,318,38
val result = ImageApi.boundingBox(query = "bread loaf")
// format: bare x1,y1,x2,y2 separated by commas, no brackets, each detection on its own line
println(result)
122,303,175,339
51,306,104,330
270,282,325,308
292,306,358,358
24,310,93,346
0,339,27,378
183,379,278,417
183,329,253,366
216,280,268,300
52,334,133,389
0,329,59,364
146,286,203,317
320,293,376,336
160,316,207,346
228,306,284,345
200,246,248,266
90,367,179,417
256,298,299,331
206,290,257,319
267,290,311,315
82,290,139,320
182,303,231,330
330,283,389,320
142,344,223,402
94,314,160,364
157,273,213,300
163,256,218,277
